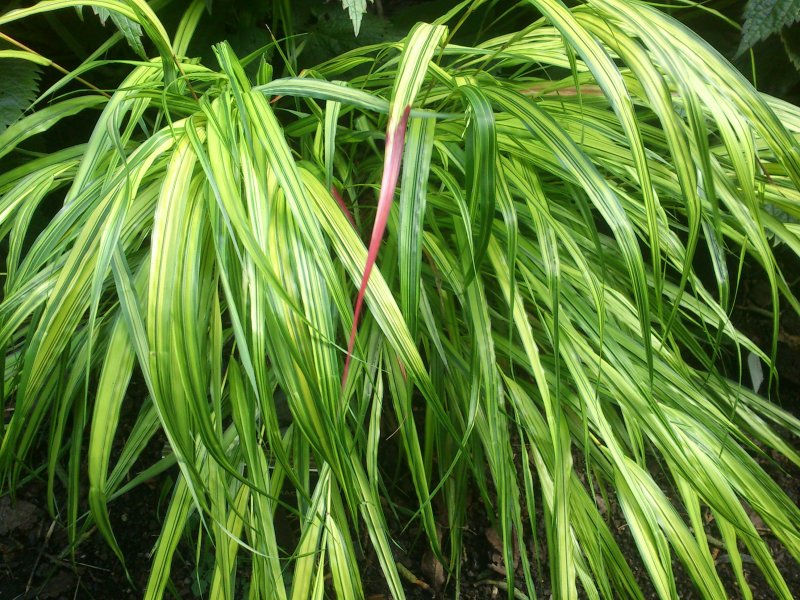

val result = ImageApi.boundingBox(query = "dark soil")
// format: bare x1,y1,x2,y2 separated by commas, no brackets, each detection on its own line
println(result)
0,476,167,600
358,439,800,600
0,418,198,600
2,430,798,600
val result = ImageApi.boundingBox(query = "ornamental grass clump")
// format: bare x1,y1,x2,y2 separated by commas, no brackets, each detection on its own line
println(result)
1,0,800,598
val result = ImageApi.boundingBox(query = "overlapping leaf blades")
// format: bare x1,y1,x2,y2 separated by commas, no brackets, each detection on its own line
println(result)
1,1,800,599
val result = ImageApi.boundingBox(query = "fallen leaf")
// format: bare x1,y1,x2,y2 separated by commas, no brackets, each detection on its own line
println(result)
484,527,502,553
421,547,445,590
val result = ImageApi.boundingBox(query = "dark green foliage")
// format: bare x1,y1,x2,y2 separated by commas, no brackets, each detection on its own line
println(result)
739,0,800,54
297,6,396,68
0,58,40,134
782,22,800,67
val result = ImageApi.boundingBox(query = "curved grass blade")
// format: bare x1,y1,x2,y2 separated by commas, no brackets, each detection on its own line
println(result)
460,84,497,284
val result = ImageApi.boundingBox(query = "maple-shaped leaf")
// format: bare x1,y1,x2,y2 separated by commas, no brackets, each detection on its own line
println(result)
92,7,146,58
341,0,371,36
738,0,800,55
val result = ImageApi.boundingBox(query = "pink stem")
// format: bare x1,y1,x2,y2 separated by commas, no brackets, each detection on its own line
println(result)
342,106,412,387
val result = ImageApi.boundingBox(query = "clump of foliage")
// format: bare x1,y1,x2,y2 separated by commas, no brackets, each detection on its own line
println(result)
1,0,800,599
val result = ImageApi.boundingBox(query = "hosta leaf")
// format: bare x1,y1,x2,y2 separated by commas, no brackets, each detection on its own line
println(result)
0,59,40,134
738,0,800,55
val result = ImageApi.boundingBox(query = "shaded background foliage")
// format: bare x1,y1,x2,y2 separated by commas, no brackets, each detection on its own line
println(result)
2,0,799,129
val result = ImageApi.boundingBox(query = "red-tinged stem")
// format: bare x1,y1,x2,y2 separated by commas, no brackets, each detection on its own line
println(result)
331,186,356,228
342,106,412,388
